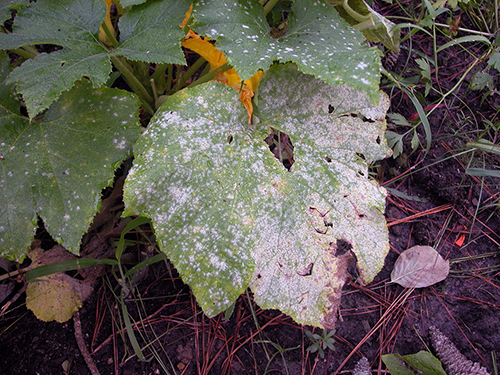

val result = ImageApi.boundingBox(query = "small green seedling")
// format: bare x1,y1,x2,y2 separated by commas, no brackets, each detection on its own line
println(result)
305,328,336,358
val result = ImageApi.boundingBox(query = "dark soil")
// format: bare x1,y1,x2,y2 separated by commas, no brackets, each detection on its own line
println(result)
1,2,500,374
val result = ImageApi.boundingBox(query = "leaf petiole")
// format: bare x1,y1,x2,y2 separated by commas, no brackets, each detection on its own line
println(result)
110,56,155,114
187,62,232,89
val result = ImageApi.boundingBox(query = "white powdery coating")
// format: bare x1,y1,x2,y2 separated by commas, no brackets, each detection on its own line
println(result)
124,84,261,315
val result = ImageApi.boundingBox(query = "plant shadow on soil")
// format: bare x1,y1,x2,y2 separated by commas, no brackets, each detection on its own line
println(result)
2,4,500,375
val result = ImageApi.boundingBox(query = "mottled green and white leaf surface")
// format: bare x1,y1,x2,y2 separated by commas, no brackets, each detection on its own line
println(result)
123,82,275,317
0,0,188,117
0,59,140,260
192,0,381,102
252,64,391,327
123,64,391,328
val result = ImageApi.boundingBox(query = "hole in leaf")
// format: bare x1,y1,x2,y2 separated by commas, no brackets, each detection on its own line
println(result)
355,153,366,161
335,239,352,256
340,113,375,123
376,136,381,144
227,134,233,144
324,156,332,163
328,104,335,114
347,251,359,279
296,262,313,276
264,128,294,171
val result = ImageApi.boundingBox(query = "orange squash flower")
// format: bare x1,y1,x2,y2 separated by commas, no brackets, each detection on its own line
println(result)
181,7,262,122
99,0,116,47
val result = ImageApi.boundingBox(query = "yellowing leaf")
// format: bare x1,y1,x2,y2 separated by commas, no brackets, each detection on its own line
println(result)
391,245,450,288
182,31,262,122
26,273,93,323
25,246,94,322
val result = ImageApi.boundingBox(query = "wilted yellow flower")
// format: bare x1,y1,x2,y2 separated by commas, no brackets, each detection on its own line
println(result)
181,16,262,122
99,0,116,47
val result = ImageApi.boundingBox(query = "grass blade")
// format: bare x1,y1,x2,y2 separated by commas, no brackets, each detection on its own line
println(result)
26,258,119,283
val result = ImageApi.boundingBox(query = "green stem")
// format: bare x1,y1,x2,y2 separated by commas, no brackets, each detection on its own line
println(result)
150,78,158,102
433,25,439,82
187,63,231,89
150,63,168,83
341,0,371,23
263,0,279,17
353,19,376,31
166,64,174,92
11,46,38,59
101,18,119,48
110,55,154,114
172,56,207,92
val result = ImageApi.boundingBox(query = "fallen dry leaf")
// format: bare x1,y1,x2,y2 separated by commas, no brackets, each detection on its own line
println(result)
391,245,449,288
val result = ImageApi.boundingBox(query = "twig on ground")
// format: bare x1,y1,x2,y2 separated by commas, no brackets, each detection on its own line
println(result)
74,311,102,375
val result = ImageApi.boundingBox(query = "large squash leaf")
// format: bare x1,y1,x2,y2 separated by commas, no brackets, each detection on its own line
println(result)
0,54,140,260
123,64,391,328
113,0,189,64
192,0,381,102
0,0,189,117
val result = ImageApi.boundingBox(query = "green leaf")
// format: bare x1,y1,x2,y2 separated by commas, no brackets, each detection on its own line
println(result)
385,130,403,158
113,0,190,64
0,0,106,49
467,138,500,155
382,351,447,375
123,64,391,328
487,51,500,71
0,0,110,117
470,71,494,91
328,0,401,52
0,56,140,260
0,0,189,117
466,168,500,178
6,47,112,118
120,0,148,6
124,83,266,317
192,0,381,102
0,0,29,24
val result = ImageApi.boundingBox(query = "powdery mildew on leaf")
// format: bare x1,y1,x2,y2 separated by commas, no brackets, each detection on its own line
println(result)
124,64,391,328
0,73,140,260
192,0,381,102
249,64,391,327
123,83,282,316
